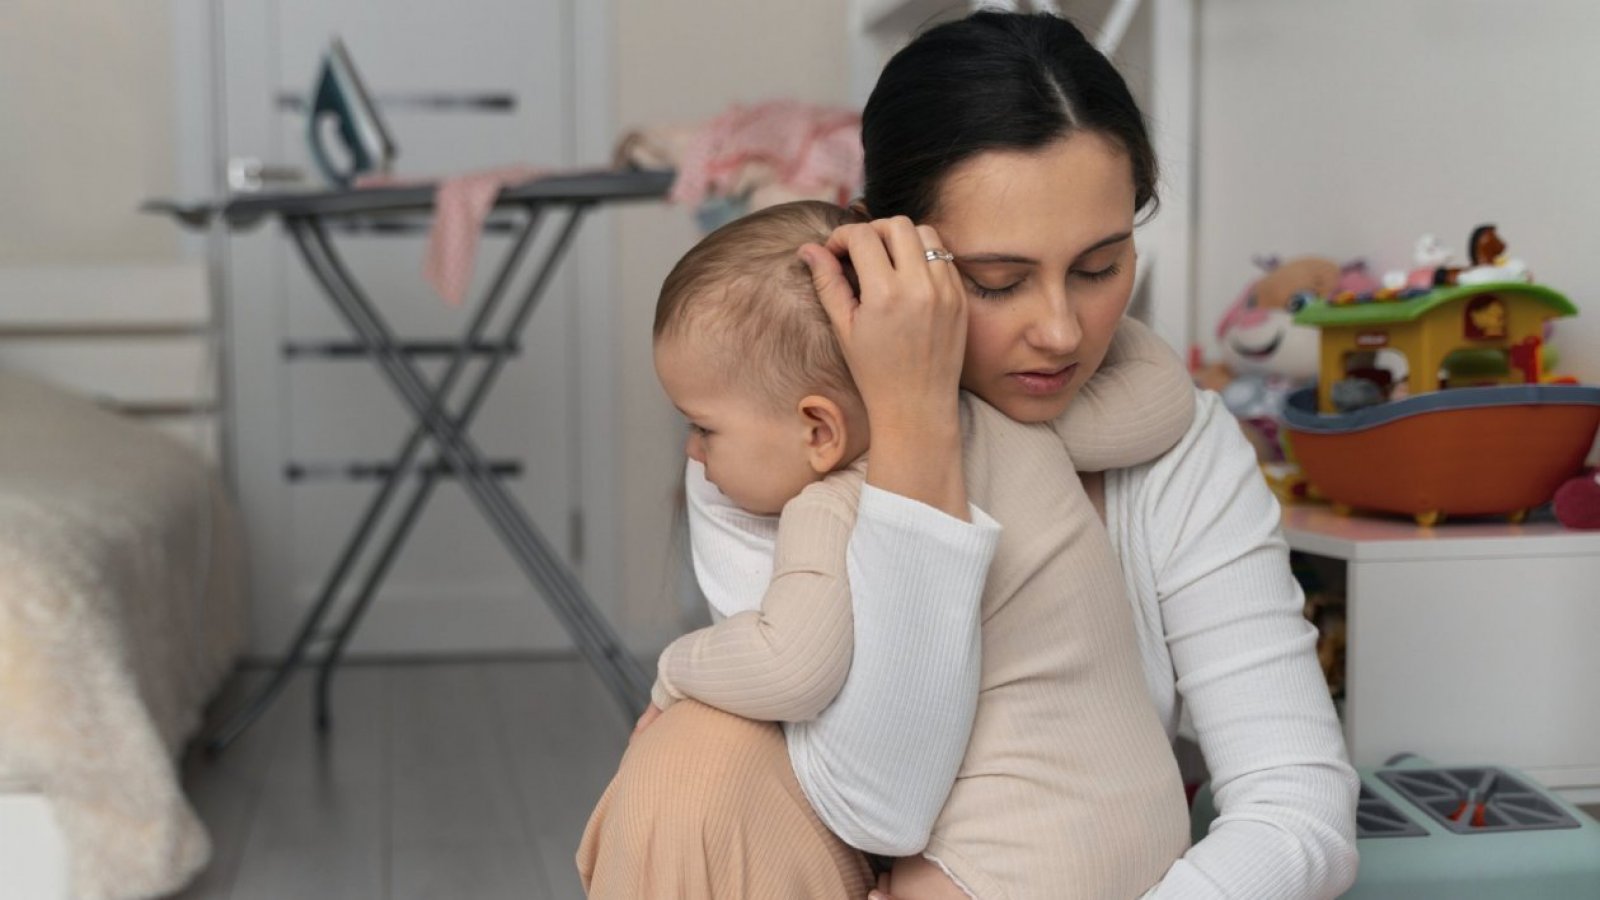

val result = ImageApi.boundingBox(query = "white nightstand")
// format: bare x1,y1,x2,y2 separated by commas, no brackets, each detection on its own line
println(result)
1282,505,1600,803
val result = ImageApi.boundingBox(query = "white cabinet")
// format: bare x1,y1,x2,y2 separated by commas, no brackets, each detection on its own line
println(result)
1284,505,1600,803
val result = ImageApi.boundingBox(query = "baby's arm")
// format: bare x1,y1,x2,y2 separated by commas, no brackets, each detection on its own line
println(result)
651,468,863,722
1052,316,1197,471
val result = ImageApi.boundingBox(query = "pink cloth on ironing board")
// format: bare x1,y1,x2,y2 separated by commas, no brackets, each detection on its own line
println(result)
423,165,545,306
670,100,862,208
354,166,545,306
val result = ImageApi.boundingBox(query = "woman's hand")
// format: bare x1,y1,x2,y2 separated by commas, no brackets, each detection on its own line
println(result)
800,217,967,441
799,217,971,519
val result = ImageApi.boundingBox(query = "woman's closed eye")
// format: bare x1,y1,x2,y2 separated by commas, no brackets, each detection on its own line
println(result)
965,262,1122,299
965,275,1025,300
1072,262,1122,283
687,422,712,438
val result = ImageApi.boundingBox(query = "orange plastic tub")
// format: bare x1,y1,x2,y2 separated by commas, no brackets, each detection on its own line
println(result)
1283,385,1600,524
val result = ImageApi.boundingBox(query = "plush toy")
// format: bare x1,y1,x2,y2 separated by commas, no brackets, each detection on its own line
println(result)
1554,467,1600,530
1195,256,1381,463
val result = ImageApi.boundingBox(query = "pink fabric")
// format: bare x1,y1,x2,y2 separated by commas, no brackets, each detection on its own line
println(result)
423,165,545,306
669,100,862,208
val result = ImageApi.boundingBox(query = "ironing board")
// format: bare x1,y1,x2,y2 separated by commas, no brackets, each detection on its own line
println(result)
149,169,670,752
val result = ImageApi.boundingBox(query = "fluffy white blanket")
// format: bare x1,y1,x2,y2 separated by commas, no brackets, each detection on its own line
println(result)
0,372,245,899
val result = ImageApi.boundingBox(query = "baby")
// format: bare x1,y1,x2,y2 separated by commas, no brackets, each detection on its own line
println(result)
648,201,1193,899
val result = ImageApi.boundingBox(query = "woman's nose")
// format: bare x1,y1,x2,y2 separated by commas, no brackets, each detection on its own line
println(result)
685,433,706,464
1027,293,1082,357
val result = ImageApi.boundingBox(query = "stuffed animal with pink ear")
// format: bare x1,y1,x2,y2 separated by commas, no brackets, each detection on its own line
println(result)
1215,256,1380,380
1199,256,1380,462
1554,467,1600,529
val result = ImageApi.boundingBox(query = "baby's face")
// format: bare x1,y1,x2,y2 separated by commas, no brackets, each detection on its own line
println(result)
654,334,820,516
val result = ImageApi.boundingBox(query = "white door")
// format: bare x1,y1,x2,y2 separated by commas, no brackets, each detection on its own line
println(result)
216,0,596,656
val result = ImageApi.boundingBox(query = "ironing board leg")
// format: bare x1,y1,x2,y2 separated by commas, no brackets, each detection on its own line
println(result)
290,216,652,720
204,210,547,753
312,207,587,730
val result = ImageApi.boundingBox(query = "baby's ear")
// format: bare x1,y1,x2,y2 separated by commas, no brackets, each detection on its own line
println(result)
798,394,850,474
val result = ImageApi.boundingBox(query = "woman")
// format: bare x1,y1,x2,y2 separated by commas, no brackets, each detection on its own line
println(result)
581,12,1358,899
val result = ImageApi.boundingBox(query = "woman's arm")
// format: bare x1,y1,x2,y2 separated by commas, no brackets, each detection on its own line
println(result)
1140,395,1359,899
785,484,997,856
682,458,999,856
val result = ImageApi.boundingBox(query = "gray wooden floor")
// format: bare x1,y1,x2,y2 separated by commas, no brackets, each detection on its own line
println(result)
170,660,1600,899
173,659,629,900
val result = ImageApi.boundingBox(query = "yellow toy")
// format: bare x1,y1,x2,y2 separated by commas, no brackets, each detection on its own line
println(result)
1298,282,1576,414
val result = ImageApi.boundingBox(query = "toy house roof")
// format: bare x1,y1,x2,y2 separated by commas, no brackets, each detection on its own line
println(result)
1292,282,1576,328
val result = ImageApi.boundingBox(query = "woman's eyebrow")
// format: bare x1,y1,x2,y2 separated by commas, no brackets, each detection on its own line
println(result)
955,231,1134,266
1078,230,1134,256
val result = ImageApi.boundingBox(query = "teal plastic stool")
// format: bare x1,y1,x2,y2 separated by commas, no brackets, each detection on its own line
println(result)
1190,756,1600,898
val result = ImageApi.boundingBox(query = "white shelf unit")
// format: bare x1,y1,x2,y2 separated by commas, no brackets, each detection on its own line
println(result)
1283,505,1600,803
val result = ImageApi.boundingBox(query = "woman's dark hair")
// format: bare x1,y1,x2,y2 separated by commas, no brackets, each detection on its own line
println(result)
862,11,1158,223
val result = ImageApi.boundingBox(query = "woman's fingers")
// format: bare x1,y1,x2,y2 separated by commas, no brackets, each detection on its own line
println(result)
799,243,859,337
878,216,935,275
824,223,895,297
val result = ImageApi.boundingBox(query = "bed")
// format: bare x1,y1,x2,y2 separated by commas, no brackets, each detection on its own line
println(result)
0,371,246,900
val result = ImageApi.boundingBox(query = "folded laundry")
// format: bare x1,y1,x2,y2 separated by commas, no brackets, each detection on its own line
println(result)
621,99,863,219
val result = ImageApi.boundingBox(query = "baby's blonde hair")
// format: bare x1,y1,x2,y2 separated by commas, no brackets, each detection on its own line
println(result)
654,201,862,413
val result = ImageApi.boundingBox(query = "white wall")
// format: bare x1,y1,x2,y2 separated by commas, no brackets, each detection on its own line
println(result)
610,0,853,648
1197,0,1600,385
0,0,179,264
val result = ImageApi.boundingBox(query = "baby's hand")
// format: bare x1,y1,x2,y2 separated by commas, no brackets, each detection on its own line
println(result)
630,703,663,742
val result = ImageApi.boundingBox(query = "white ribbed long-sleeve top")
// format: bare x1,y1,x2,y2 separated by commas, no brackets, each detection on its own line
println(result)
686,389,1360,899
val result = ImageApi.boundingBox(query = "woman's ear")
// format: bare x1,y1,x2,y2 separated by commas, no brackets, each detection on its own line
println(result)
797,394,851,474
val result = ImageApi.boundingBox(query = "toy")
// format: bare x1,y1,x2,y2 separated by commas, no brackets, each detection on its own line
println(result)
1191,756,1600,899
1381,233,1455,292
1282,230,1600,526
1382,225,1533,292
1196,256,1379,464
1553,468,1600,529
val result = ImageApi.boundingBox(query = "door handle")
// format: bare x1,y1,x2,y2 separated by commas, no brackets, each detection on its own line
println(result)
228,157,308,193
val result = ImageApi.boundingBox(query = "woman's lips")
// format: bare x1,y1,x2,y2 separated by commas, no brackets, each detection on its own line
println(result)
1009,363,1078,396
